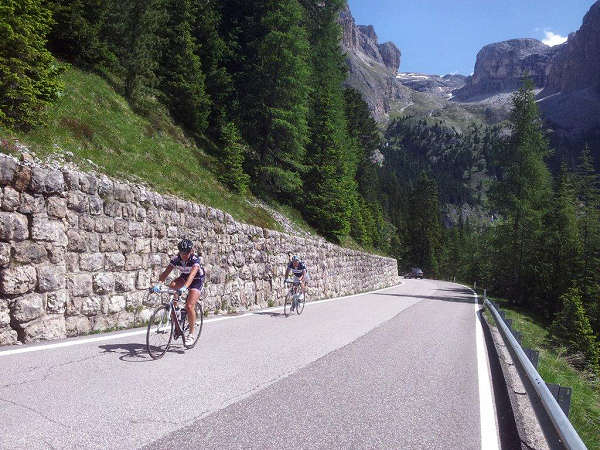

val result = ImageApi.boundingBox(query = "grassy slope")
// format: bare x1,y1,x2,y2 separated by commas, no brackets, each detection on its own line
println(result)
0,66,292,230
483,299,600,449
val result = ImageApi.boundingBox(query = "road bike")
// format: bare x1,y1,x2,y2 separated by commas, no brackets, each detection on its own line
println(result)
146,285,205,359
284,278,306,317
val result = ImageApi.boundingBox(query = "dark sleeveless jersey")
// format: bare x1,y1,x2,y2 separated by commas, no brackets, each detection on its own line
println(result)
169,254,205,281
287,261,307,278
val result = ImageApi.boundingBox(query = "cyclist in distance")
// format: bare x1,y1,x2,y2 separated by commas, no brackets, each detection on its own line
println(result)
152,239,205,340
284,255,308,311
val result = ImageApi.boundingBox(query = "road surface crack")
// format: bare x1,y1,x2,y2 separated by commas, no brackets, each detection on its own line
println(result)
0,397,69,429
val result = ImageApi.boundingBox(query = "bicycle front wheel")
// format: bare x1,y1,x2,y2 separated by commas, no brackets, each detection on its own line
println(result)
284,292,292,317
146,305,173,359
183,301,204,349
296,292,306,315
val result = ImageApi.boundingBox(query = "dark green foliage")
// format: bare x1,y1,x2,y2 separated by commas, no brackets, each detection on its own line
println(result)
0,0,62,129
157,0,209,135
407,172,442,276
488,81,552,304
46,0,113,69
105,0,166,104
550,287,599,374
219,122,250,194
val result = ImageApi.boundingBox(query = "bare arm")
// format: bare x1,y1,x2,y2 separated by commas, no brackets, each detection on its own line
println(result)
158,265,173,283
183,266,199,288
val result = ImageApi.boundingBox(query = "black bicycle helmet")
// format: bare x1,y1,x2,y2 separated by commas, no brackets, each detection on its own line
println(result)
291,255,300,263
178,238,193,253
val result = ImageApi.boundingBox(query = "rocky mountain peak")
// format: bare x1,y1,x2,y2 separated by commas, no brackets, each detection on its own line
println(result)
454,38,556,100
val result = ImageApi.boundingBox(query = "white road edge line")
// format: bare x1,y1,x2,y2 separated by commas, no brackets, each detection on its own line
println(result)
470,288,500,450
0,282,403,357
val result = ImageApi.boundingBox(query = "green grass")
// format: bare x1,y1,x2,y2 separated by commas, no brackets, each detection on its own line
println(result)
0,65,280,230
485,298,600,449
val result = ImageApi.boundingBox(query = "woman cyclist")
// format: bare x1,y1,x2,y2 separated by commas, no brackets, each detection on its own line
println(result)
152,239,205,340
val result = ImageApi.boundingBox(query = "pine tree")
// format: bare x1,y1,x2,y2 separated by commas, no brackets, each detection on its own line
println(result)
538,163,581,317
574,145,600,335
46,0,112,69
489,80,552,305
407,172,442,276
219,122,250,194
158,0,209,135
550,287,599,373
105,0,166,105
302,0,354,242
0,0,62,129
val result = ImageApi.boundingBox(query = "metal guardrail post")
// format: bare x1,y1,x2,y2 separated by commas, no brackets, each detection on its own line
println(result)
484,298,586,450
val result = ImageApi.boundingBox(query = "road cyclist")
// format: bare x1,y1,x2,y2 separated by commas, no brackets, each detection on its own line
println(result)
283,255,309,314
150,239,205,343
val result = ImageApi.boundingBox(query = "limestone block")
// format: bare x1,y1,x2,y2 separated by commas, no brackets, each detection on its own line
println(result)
93,272,114,294
79,252,104,272
110,220,125,236
82,296,103,316
46,289,68,314
11,242,45,265
12,292,45,322
94,217,115,233
129,222,143,237
0,211,28,241
136,207,146,221
66,229,86,253
65,252,79,272
125,253,142,270
136,269,151,289
105,252,125,270
88,195,103,215
0,326,18,345
1,265,37,294
134,238,151,253
66,316,92,337
114,272,136,292
2,186,19,211
0,155,17,185
68,273,93,296
121,203,135,219
17,192,42,214
126,290,146,308
104,199,121,217
47,196,67,218
62,170,79,189
79,173,98,195
67,191,89,213
97,175,113,197
30,167,64,194
105,295,125,314
37,265,66,292
92,314,118,331
20,314,66,343
0,242,9,268
0,299,11,327
99,233,119,252
114,183,133,202
13,165,31,192
31,215,67,246
79,214,95,231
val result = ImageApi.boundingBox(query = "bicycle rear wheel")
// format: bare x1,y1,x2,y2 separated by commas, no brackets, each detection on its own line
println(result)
146,305,173,359
284,292,292,317
183,301,204,349
296,292,306,315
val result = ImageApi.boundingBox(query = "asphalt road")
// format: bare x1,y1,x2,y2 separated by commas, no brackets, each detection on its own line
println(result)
0,280,501,449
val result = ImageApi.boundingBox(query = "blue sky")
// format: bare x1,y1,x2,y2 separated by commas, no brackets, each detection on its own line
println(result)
347,0,597,75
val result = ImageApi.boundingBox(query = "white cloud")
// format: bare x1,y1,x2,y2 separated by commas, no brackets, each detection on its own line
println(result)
542,31,567,46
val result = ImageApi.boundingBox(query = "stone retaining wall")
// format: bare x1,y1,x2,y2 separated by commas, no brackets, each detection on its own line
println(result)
0,152,399,345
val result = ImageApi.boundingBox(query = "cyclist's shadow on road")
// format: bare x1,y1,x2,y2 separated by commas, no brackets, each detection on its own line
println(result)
98,342,185,362
252,311,286,318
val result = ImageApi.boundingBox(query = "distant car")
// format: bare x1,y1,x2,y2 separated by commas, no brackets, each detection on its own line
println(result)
405,267,424,279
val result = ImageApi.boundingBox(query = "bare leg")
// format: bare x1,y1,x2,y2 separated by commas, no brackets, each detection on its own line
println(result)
186,289,201,334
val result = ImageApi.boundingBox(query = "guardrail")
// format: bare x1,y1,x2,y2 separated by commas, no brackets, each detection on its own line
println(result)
483,296,587,450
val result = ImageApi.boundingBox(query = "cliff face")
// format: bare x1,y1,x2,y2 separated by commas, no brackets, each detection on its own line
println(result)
542,1,600,96
454,39,556,100
338,4,405,122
